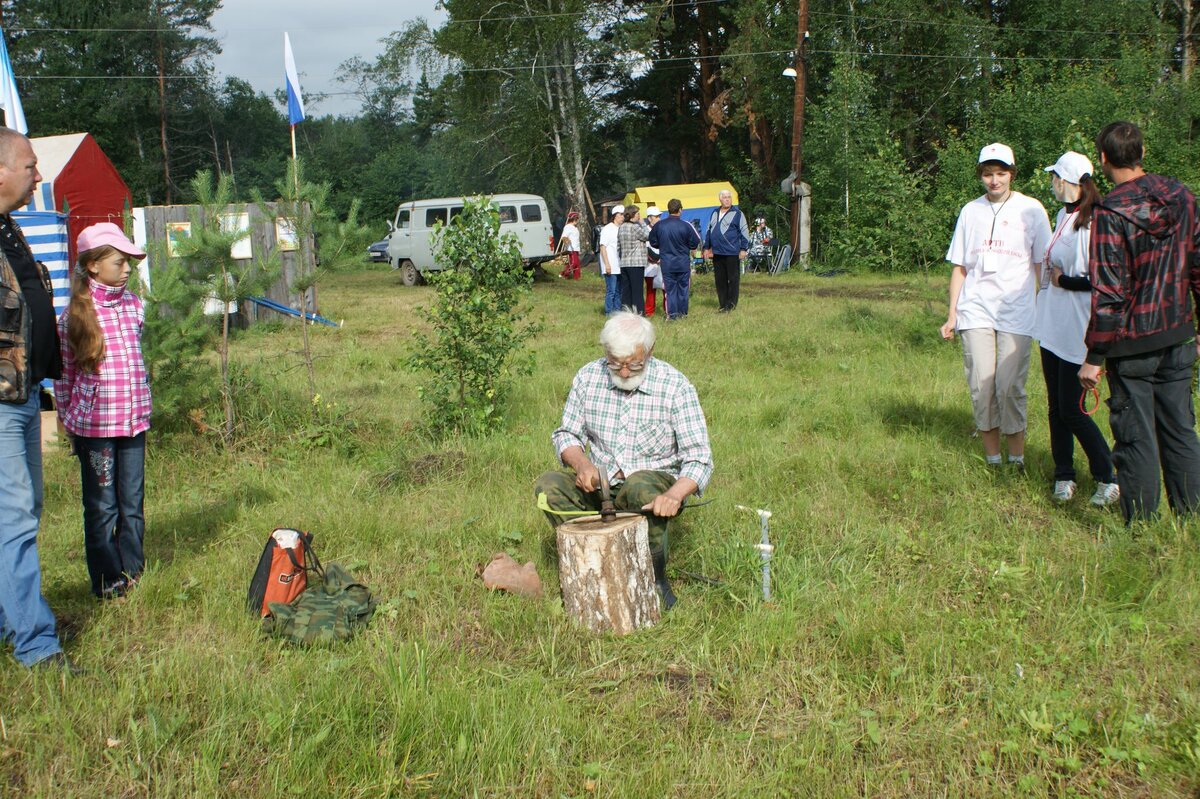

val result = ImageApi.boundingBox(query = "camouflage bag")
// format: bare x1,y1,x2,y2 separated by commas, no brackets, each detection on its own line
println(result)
262,562,377,645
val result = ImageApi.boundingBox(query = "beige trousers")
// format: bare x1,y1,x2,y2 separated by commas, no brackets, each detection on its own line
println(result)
960,328,1031,434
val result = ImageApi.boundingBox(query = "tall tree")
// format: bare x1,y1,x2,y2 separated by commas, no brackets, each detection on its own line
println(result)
4,0,221,204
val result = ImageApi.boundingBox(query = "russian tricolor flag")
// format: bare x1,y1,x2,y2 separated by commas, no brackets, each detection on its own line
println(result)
283,32,305,127
0,26,26,134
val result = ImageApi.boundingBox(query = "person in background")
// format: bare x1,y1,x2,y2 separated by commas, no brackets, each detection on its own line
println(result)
940,142,1052,470
747,217,773,273
702,189,750,312
648,199,701,320
598,206,624,315
1080,121,1200,522
0,128,75,671
56,223,152,599
1033,152,1118,507
617,206,649,314
644,206,665,317
558,210,581,279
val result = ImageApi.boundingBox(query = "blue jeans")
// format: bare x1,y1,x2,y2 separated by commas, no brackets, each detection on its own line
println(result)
75,434,146,597
0,393,62,665
663,269,691,319
604,273,621,314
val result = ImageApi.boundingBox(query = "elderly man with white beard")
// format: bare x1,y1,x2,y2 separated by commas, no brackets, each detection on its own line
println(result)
534,311,713,608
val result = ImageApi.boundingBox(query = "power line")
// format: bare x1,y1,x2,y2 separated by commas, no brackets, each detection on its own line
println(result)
13,1,1188,39
14,42,1128,83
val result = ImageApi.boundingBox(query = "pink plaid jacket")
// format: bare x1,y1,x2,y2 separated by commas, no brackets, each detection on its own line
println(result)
54,279,152,438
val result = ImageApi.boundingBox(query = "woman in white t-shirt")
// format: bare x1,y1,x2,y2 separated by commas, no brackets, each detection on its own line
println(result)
558,211,582,279
940,143,1052,469
1032,152,1118,506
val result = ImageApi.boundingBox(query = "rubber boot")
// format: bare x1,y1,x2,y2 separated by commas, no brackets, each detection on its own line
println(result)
652,552,676,610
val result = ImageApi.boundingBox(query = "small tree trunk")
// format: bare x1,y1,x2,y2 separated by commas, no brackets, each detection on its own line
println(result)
220,296,234,443
556,513,660,635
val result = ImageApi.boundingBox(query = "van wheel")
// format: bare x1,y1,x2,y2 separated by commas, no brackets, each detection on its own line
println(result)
399,260,421,286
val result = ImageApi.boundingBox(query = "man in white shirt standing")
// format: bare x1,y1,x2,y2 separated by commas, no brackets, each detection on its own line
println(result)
598,205,624,315
940,143,1052,469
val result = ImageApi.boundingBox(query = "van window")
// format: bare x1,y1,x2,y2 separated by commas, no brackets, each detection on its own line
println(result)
426,208,449,227
520,204,542,222
498,206,517,224
396,210,410,229
449,206,464,221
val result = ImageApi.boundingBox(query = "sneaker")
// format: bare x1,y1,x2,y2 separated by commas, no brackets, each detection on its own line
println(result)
1052,480,1077,502
1090,482,1120,507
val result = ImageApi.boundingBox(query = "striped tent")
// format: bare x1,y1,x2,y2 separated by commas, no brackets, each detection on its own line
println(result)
11,209,69,317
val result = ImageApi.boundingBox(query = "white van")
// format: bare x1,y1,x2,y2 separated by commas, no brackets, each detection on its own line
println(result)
386,193,556,286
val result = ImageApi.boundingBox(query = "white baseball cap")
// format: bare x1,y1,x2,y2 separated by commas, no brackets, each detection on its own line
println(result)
1044,151,1093,184
978,142,1015,167
645,206,661,217
611,204,625,216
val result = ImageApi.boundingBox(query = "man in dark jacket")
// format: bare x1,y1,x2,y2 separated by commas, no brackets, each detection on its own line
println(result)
702,189,750,312
648,199,701,320
0,128,71,670
1079,121,1200,522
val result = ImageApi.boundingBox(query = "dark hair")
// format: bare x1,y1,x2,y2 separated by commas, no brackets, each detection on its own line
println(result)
667,198,682,215
975,161,1016,179
1074,174,1101,230
1096,121,1143,169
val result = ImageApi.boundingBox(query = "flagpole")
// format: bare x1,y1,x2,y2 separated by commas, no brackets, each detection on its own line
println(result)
290,123,298,195
283,32,305,198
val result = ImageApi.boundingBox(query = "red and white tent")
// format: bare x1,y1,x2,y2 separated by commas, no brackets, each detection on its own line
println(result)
22,132,132,265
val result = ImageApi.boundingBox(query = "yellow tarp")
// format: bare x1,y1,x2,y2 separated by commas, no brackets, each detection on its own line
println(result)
621,181,737,214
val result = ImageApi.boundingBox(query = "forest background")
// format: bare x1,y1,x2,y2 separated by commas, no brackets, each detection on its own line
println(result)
3,0,1200,272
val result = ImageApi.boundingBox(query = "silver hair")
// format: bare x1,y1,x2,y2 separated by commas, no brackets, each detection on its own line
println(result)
599,310,655,358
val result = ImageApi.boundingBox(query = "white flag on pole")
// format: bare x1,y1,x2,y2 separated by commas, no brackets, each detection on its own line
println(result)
283,33,305,126
0,27,26,134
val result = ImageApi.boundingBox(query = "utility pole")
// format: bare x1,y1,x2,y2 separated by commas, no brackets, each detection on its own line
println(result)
788,0,809,260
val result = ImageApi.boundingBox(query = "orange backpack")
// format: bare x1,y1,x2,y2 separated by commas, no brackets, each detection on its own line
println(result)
247,528,322,617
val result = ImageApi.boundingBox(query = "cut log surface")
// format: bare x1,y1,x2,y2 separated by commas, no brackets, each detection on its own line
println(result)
557,513,660,635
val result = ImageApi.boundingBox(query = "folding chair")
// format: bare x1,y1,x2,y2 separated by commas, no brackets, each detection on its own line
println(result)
769,244,792,275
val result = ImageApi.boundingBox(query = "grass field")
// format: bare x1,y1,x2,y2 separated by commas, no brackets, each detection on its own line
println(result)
4,264,1200,798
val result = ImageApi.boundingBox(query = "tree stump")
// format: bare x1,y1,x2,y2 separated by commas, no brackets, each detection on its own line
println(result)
556,512,660,635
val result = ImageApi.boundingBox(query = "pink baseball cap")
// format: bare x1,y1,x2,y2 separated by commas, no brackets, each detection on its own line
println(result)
77,222,145,258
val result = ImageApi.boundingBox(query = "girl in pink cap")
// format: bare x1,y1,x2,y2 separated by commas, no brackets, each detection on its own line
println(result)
54,223,151,599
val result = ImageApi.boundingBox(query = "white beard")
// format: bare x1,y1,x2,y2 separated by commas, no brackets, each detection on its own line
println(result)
611,372,646,392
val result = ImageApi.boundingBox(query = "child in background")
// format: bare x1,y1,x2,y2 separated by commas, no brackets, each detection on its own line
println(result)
558,211,581,279
55,223,151,599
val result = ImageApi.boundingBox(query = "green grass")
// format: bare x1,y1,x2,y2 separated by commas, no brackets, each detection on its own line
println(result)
5,265,1200,797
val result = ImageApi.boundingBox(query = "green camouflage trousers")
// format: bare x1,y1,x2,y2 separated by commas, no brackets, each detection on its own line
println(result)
533,469,677,556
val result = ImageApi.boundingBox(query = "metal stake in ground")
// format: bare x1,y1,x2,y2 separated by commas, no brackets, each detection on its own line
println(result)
736,505,774,601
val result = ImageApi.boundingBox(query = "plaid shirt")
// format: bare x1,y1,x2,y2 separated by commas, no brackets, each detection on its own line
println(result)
55,279,151,438
617,220,650,269
1085,173,1200,364
552,357,713,490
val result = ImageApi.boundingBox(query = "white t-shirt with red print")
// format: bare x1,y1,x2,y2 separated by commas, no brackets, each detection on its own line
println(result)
946,191,1052,337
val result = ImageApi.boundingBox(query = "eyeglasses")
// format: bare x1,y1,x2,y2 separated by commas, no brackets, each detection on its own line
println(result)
605,359,646,373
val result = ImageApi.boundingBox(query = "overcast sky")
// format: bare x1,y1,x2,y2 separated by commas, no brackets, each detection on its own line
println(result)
210,1,446,118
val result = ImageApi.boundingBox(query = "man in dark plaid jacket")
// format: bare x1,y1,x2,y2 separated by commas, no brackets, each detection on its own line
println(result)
1079,121,1200,522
